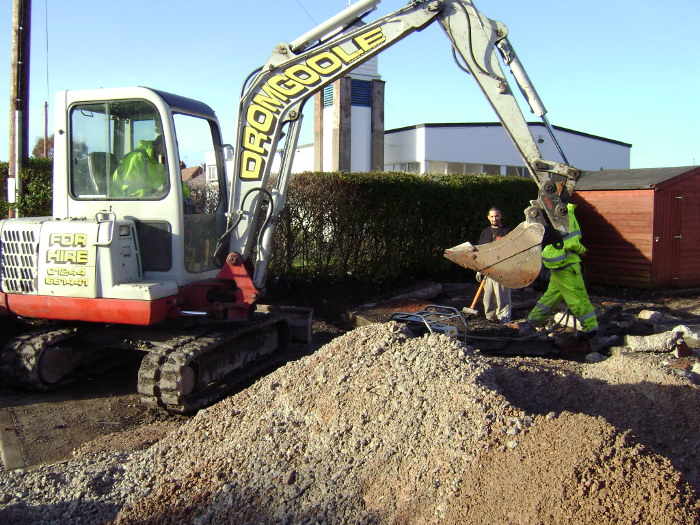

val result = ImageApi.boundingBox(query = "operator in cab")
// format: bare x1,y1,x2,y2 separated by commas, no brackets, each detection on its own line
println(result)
112,135,195,213
112,135,169,198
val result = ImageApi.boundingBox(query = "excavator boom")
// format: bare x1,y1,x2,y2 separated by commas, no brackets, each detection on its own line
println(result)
223,0,581,290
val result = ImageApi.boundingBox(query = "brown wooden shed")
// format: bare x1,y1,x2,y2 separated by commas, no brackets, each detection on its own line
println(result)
570,166,700,289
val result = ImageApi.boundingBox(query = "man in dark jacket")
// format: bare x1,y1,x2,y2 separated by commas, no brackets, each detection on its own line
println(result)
475,207,511,323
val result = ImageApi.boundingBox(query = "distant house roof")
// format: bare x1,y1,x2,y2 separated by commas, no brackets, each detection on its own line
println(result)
576,166,698,191
181,166,203,181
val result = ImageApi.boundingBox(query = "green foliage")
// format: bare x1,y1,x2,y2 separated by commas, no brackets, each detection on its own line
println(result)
185,176,220,213
270,171,537,283
0,157,54,218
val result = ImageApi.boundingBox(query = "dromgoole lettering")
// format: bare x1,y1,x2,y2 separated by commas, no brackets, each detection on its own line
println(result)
240,27,386,181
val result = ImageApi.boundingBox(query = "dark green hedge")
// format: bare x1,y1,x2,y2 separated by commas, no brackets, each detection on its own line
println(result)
0,163,537,283
0,158,53,218
270,171,537,283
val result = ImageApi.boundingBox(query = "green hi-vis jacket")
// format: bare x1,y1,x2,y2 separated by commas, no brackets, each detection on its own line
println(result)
113,140,166,197
541,203,587,270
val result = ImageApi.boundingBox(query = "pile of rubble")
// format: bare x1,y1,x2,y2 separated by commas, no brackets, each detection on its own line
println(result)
2,316,699,524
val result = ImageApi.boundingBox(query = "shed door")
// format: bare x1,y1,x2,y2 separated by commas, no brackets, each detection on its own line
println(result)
653,190,682,286
677,189,700,286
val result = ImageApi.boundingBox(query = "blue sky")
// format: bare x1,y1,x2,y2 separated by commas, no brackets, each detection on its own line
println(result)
1,0,698,169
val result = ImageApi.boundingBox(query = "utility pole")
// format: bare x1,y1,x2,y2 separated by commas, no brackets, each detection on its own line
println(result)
8,0,31,218
44,101,48,157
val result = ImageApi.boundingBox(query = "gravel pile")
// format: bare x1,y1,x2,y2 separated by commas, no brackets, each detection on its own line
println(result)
1,321,699,524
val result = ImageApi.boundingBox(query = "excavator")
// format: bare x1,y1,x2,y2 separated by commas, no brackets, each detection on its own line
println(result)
0,0,580,413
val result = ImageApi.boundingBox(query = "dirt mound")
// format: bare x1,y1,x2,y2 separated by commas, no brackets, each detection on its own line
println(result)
449,412,697,524
2,321,699,524
110,323,698,524
490,351,700,489
113,322,496,523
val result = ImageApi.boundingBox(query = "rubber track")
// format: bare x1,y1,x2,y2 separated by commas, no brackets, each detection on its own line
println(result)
0,326,82,391
137,315,290,414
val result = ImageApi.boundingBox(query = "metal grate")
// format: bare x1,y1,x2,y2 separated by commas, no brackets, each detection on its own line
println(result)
1,224,40,293
351,79,372,107
322,85,334,108
322,80,373,108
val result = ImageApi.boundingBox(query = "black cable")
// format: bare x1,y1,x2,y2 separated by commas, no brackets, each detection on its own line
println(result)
447,1,503,83
214,187,274,266
294,0,318,25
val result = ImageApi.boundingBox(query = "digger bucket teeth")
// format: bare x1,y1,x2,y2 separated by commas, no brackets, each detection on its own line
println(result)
444,221,545,289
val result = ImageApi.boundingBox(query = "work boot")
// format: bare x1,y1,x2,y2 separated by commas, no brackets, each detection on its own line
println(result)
589,333,618,353
516,321,537,336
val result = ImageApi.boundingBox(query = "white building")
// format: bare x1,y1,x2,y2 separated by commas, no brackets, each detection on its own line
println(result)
280,121,631,176
224,49,631,179
382,122,631,175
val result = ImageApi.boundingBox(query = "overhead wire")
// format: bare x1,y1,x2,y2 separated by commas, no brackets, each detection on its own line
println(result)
294,0,318,25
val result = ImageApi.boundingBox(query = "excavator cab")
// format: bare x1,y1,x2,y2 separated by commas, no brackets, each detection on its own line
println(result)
55,87,229,287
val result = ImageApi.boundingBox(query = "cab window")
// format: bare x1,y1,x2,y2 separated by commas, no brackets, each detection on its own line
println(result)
70,100,169,200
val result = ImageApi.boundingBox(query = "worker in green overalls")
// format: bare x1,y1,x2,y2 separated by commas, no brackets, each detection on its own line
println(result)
112,135,194,209
522,185,617,353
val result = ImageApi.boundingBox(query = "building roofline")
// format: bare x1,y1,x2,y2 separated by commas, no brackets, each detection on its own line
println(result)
575,166,700,190
385,122,632,148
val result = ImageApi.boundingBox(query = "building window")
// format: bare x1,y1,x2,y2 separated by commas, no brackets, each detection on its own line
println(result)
482,164,501,176
384,162,419,173
207,165,218,182
505,165,527,177
447,162,467,174
426,161,447,174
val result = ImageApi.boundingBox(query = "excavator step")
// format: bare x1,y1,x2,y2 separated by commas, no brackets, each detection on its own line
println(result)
255,304,313,344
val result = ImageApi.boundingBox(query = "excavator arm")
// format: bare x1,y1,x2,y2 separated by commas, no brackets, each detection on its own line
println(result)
437,1,580,287
222,0,580,291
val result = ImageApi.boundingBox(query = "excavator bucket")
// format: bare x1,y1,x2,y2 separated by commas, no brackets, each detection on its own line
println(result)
444,221,545,289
